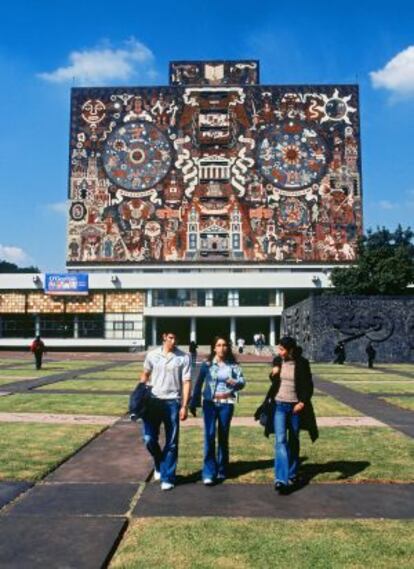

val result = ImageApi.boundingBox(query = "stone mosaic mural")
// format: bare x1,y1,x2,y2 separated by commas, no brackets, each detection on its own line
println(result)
67,60,362,265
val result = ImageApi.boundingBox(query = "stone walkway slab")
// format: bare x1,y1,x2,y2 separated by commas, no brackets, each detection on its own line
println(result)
316,377,414,438
0,412,119,425
182,416,386,428
6,483,139,517
0,481,32,510
0,391,11,397
46,420,152,483
0,516,126,569
134,482,414,519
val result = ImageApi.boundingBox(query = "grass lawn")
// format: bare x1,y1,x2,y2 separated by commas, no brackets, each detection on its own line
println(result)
338,382,414,394
380,396,414,412
314,372,411,383
0,422,104,481
379,364,414,373
0,393,128,416
234,395,361,417
176,426,414,484
36,379,138,392
110,518,414,569
0,376,37,385
79,371,141,380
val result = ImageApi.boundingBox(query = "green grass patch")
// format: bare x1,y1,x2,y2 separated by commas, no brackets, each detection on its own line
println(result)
338,382,414,394
0,393,128,416
36,379,138,392
234,395,361,417
177,426,414,484
110,518,414,569
0,376,37,385
378,364,414,374
380,396,414,412
0,422,104,481
79,371,141,380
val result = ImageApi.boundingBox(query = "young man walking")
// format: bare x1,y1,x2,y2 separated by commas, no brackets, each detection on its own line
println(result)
140,331,192,490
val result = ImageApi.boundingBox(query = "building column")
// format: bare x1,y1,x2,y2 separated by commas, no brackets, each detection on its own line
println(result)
206,290,213,307
35,315,41,336
190,317,197,343
230,317,236,346
151,318,157,347
146,289,153,307
73,315,79,339
269,317,276,347
275,289,284,308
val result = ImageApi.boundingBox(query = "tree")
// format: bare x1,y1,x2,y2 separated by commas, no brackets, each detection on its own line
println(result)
0,260,40,273
330,225,414,295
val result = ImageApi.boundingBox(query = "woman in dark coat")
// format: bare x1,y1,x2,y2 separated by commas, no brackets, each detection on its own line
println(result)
268,336,318,494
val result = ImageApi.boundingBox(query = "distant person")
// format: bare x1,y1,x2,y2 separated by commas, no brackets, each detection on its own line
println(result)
140,331,192,491
366,342,376,369
333,341,346,365
236,337,245,354
189,335,245,485
253,333,261,354
189,340,198,364
30,335,46,370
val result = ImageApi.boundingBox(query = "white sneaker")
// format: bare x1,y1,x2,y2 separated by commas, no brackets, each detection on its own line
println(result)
153,470,161,481
161,482,174,491
203,478,214,486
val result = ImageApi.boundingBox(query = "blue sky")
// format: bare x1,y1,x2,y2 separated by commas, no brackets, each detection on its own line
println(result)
0,0,413,270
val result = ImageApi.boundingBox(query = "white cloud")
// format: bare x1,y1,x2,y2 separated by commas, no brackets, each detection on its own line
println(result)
378,200,398,210
38,37,156,85
46,202,67,215
0,244,30,264
370,46,414,96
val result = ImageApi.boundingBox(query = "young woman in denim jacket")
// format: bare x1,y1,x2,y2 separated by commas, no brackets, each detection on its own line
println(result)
189,336,245,485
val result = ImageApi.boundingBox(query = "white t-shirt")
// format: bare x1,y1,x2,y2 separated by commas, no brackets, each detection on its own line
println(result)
143,346,191,400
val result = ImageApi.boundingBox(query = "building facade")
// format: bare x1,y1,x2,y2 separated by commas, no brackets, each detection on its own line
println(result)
0,60,362,349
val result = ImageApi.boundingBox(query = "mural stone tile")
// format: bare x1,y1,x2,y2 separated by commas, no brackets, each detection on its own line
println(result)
67,60,362,265
0,293,26,313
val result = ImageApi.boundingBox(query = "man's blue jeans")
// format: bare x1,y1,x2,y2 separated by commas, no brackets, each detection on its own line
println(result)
274,401,300,485
202,400,234,480
142,398,180,484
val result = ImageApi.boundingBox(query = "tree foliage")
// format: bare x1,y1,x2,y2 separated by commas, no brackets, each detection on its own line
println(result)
0,260,40,273
330,225,414,295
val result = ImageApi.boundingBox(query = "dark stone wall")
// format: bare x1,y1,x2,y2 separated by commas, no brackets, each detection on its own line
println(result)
281,294,414,363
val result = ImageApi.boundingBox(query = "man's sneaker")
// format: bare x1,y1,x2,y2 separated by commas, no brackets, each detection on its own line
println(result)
203,478,214,486
153,470,161,481
216,474,226,482
161,482,174,491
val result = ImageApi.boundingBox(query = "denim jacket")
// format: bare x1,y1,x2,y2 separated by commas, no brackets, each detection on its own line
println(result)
190,360,245,407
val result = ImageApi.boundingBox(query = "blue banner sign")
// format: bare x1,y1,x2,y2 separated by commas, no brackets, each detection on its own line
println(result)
45,273,89,295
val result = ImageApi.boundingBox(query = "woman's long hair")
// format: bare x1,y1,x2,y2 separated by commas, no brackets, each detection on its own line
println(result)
279,336,302,360
207,335,238,364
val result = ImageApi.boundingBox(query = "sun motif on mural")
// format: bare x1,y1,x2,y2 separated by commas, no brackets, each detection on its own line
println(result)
103,121,173,191
257,121,329,191
318,89,357,125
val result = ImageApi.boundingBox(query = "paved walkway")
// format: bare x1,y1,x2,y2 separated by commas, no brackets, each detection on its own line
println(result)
0,357,412,567
349,363,414,380
134,482,414,519
0,419,151,568
315,376,414,438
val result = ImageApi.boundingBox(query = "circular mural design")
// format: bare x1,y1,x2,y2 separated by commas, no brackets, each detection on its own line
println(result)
103,121,172,191
257,121,328,191
70,201,87,222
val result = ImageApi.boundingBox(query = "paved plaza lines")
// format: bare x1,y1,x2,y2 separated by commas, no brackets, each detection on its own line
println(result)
0,357,412,568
